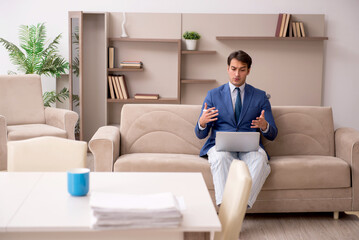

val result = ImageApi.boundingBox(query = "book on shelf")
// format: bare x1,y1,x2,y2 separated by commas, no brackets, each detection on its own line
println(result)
292,22,298,37
299,22,306,37
108,47,115,68
114,76,124,99
296,22,302,37
121,61,142,64
282,14,291,37
276,13,310,38
288,21,293,37
279,13,287,37
111,76,120,99
118,75,129,99
108,76,115,99
275,13,283,37
120,61,143,69
134,93,160,100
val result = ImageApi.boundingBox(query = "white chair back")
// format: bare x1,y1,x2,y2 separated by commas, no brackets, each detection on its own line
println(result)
7,136,87,172
214,160,252,240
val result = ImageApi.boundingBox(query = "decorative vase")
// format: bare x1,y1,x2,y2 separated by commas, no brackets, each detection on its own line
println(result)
185,39,197,50
121,12,128,38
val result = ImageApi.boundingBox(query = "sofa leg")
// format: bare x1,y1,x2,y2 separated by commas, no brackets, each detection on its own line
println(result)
344,211,359,219
333,211,339,220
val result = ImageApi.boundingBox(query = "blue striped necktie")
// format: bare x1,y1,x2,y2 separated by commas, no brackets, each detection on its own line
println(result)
235,87,242,124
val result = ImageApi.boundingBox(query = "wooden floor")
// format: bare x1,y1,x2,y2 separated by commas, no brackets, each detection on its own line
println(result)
240,212,359,240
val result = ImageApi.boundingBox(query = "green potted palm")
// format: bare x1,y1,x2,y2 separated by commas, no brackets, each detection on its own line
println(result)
183,31,201,50
0,23,69,107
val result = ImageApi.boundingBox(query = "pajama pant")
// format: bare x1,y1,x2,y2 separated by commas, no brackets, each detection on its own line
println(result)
207,146,270,208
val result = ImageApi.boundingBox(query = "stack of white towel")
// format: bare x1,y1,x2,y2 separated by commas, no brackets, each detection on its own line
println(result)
90,192,183,229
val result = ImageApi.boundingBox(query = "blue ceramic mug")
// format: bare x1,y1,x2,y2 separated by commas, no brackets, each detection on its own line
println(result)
67,168,90,196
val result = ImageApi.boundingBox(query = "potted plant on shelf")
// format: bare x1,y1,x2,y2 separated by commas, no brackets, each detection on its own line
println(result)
183,31,201,51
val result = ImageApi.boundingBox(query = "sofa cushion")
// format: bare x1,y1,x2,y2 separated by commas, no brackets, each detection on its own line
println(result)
0,74,45,125
114,153,214,190
7,124,67,141
119,104,207,155
262,106,335,157
263,155,351,190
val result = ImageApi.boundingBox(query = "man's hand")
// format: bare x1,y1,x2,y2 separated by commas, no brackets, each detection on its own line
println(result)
199,103,218,128
251,110,268,131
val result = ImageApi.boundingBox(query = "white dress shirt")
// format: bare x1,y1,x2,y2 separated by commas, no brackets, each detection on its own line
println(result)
229,82,245,111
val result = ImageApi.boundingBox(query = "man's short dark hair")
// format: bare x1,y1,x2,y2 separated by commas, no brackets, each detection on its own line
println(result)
227,50,252,69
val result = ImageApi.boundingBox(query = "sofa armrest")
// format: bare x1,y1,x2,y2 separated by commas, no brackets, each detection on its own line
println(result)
0,115,7,171
44,107,78,140
89,126,120,172
335,127,359,210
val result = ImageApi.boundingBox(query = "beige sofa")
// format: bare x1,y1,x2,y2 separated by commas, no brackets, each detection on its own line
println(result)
89,104,359,215
0,74,78,171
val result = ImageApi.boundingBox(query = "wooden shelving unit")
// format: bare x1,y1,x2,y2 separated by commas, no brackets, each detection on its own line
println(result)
71,12,328,140
181,79,216,84
216,36,328,41
109,38,180,43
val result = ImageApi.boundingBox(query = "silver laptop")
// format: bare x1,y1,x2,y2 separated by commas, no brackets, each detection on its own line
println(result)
215,132,260,152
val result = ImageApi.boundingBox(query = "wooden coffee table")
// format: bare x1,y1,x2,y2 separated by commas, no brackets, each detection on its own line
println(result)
0,172,221,240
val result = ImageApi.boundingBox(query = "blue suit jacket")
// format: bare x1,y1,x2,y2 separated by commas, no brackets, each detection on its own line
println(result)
195,83,278,157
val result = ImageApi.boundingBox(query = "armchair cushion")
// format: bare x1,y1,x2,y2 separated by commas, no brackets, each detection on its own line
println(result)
0,74,45,125
7,124,67,141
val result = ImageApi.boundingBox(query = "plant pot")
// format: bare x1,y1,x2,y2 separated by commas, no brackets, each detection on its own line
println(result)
185,39,198,51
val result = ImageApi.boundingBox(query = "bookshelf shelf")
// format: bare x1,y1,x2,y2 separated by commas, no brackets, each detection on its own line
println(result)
181,50,216,54
107,98,179,104
109,38,181,43
108,68,144,72
181,79,216,84
107,35,181,111
216,36,328,41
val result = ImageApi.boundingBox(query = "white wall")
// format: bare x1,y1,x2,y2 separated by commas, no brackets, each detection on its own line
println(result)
1,0,358,130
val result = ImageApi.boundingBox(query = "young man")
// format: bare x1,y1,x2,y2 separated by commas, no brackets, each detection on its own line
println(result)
195,50,278,208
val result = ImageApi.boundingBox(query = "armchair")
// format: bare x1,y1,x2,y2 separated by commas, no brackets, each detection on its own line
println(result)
0,74,78,171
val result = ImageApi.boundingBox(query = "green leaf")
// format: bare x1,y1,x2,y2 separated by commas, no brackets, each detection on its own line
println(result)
0,38,27,73
182,31,201,40
0,22,69,77
42,87,70,107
